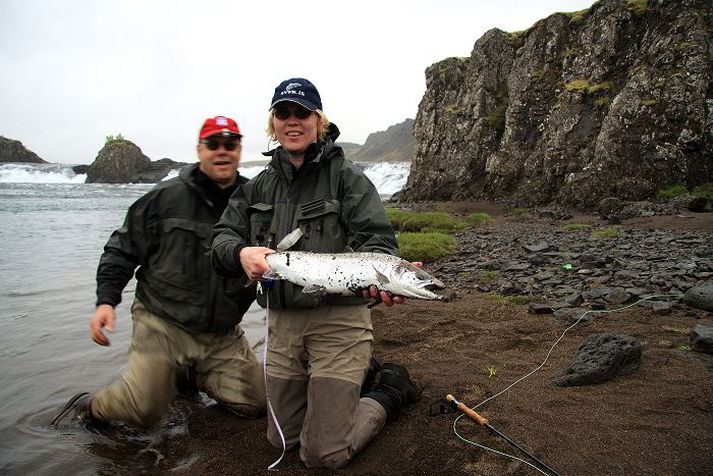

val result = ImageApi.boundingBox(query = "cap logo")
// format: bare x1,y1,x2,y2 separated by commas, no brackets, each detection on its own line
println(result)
285,82,301,91
215,116,229,126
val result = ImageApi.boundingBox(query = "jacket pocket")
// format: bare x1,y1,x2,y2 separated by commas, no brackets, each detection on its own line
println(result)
247,203,275,248
150,218,212,289
295,198,344,253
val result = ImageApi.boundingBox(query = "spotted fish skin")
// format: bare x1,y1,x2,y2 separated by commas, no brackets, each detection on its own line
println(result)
264,252,446,301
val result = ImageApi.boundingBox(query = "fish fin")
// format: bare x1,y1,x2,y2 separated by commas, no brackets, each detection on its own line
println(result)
262,269,283,280
276,228,304,252
302,284,326,295
373,266,390,285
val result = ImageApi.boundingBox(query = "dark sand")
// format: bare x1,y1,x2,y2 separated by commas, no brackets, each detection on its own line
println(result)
184,209,713,475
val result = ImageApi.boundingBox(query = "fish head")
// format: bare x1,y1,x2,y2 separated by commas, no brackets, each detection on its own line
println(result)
389,261,446,301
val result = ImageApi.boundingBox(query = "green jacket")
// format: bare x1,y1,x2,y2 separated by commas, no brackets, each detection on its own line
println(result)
212,124,398,309
96,163,256,333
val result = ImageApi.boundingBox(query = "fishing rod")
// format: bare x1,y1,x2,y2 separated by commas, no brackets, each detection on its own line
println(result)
446,394,561,476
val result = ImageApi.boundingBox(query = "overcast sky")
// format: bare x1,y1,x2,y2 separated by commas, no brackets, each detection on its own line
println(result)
1,0,595,165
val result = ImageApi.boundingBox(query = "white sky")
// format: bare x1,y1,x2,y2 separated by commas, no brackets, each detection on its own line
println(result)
1,0,595,165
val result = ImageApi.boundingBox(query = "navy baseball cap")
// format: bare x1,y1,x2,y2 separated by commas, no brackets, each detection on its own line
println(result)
270,78,323,111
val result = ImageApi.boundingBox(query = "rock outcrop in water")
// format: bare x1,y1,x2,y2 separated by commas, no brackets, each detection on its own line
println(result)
400,0,713,209
86,140,188,183
0,136,46,163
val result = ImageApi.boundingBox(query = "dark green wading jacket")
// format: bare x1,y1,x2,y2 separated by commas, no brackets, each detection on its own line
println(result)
96,163,256,333
211,123,399,309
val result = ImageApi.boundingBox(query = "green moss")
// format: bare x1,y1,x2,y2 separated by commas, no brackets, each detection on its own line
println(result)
692,183,713,199
594,96,612,109
466,212,492,226
626,0,648,16
591,227,620,239
565,79,592,92
532,68,547,81
588,82,613,94
562,8,590,23
656,184,687,199
397,232,456,263
511,207,530,216
444,104,461,115
642,98,659,106
562,223,592,232
566,79,614,95
478,270,501,284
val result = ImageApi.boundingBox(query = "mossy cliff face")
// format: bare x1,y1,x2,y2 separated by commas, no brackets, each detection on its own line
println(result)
401,0,713,209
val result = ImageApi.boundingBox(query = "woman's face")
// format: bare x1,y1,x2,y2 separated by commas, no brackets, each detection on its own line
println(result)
272,102,318,156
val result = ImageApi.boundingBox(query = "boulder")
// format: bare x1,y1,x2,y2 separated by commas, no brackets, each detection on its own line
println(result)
682,282,713,312
553,333,641,386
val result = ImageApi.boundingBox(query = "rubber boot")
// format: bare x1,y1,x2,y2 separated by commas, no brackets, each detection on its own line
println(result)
363,363,419,419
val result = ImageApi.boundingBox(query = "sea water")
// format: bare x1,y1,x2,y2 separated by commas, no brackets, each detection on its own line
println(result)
0,161,409,474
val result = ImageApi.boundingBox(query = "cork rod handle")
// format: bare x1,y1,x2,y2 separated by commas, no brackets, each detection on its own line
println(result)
446,394,489,426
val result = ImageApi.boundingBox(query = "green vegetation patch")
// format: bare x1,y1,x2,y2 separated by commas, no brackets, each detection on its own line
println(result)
478,270,501,285
566,79,615,95
594,97,612,109
386,208,469,233
692,183,713,199
397,232,456,263
591,227,620,239
656,184,688,199
626,0,648,16
105,133,126,144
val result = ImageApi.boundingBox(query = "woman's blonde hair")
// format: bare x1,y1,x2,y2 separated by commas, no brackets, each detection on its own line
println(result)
266,107,330,142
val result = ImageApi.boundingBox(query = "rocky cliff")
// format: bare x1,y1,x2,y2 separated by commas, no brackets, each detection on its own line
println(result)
349,119,414,162
86,140,187,183
400,0,713,209
0,136,46,163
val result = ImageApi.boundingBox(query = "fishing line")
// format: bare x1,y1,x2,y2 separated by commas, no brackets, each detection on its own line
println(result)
259,281,286,471
452,293,683,474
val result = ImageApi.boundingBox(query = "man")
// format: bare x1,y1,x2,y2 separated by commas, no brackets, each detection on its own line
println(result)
53,116,265,428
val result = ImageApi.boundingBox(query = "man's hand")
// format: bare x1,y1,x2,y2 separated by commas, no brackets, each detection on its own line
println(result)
90,304,116,346
239,246,275,281
361,261,422,307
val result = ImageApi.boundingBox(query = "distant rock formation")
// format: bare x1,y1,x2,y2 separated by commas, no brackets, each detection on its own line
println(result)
399,0,713,209
348,119,414,163
0,136,46,163
336,142,362,158
86,140,188,183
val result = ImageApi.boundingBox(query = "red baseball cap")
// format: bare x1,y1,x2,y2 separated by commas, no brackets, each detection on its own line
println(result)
199,116,242,140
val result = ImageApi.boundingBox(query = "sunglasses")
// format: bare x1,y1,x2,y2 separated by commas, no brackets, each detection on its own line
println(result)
200,138,239,151
273,105,313,120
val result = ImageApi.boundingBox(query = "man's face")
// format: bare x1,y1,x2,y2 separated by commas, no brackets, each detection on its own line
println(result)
197,134,241,188
272,102,318,156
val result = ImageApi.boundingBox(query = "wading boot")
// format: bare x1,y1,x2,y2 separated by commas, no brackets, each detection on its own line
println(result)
51,392,94,426
363,363,420,419
360,357,383,396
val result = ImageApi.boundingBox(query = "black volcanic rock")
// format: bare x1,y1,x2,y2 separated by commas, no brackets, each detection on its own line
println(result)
0,136,46,163
350,119,414,163
86,140,191,183
401,0,713,209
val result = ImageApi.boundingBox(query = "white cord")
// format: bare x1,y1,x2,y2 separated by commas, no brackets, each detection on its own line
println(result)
260,282,286,471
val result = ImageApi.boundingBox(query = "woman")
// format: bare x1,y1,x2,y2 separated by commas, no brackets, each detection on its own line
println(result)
212,78,418,469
